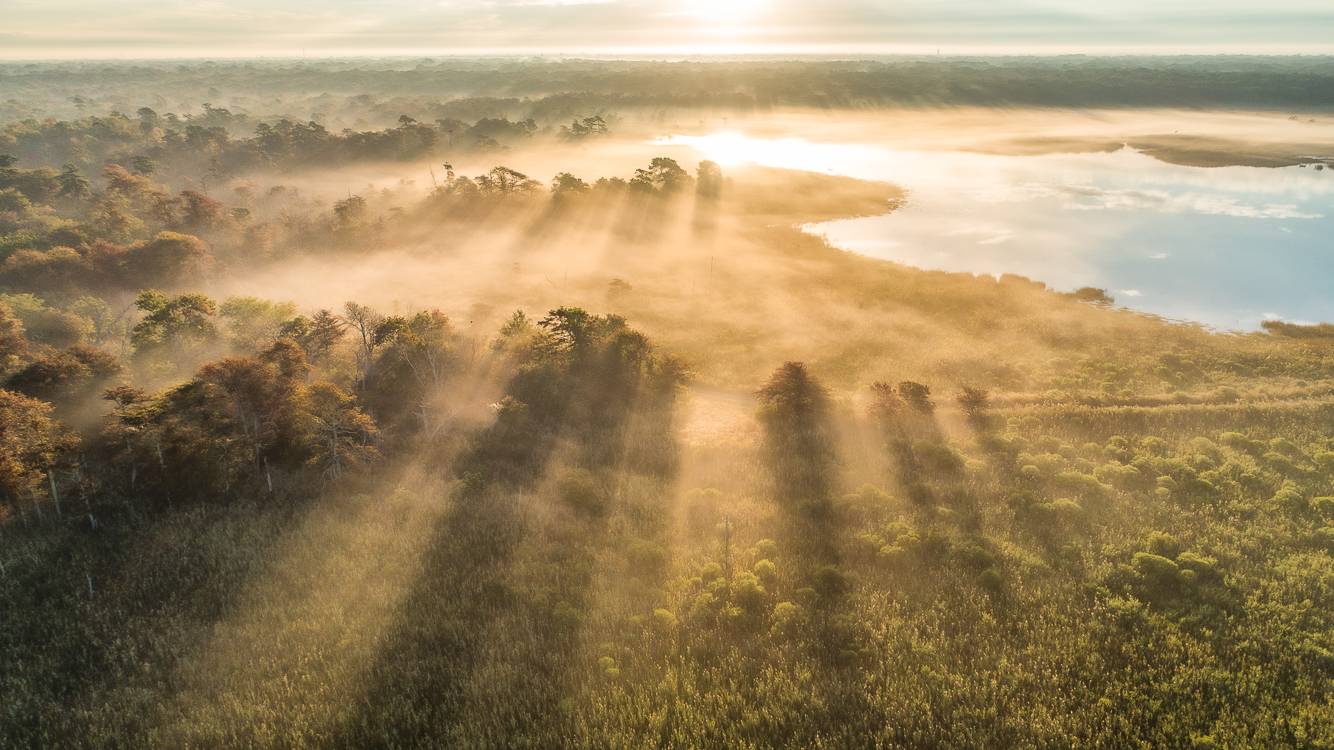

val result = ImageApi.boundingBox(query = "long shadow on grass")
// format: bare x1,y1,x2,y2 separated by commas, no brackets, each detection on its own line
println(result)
0,488,321,748
748,362,888,747
335,324,682,747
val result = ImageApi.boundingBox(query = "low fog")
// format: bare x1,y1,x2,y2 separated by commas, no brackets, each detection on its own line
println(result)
4,60,1333,749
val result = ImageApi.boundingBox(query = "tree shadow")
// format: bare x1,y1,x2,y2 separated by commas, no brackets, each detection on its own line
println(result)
0,487,322,747
753,362,884,739
333,310,683,747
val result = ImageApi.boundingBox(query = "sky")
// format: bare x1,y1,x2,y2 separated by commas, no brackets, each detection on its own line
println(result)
3,0,1334,59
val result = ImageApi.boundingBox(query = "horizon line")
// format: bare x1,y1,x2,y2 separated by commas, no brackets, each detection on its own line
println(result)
5,44,1334,63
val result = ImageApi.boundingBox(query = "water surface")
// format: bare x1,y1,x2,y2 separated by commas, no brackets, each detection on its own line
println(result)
660,132,1334,330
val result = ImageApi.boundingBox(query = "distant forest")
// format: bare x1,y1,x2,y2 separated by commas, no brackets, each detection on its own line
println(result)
3,57,1334,125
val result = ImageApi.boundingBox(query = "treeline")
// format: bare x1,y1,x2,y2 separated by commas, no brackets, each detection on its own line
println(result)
0,224,683,513
0,144,713,308
0,107,612,184
0,298,693,746
4,57,1334,124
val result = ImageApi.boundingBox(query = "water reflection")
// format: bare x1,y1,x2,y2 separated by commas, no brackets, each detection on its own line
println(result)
657,132,1334,330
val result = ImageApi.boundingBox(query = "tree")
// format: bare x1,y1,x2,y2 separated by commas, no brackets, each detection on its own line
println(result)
333,195,367,228
342,301,384,388
101,163,157,198
631,157,691,194
178,190,225,230
0,247,89,292
957,386,991,425
537,307,600,355
103,383,148,409
304,382,379,481
0,293,92,347
756,362,838,504
122,231,213,286
130,290,218,360
0,301,26,370
388,311,454,388
898,381,934,415
280,309,346,363
129,156,158,176
5,345,121,403
0,389,70,518
868,381,904,422
491,309,535,352
69,296,115,344
475,166,541,194
136,107,160,135
56,164,91,200
560,115,609,140
0,165,59,204
219,296,298,351
1261,320,1334,339
364,310,457,432
696,160,724,201
89,194,146,243
0,187,30,214
105,339,377,502
551,172,590,199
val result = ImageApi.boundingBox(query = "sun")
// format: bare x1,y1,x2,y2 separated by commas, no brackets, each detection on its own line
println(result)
680,0,768,26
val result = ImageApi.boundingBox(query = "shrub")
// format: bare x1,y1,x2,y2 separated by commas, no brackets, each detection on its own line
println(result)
914,441,964,475
1219,431,1262,454
1311,497,1334,518
1054,470,1112,499
1139,436,1169,456
1272,482,1306,513
1175,551,1220,583
752,559,778,586
754,538,779,559
1262,452,1302,477
770,601,804,637
652,608,678,632
557,469,606,517
812,565,852,602
1095,462,1144,490
1104,436,1133,463
627,540,669,580
977,567,1005,595
731,572,768,614
1133,552,1181,586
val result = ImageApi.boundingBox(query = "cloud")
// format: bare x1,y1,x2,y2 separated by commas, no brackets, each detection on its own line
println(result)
1050,184,1325,220
947,224,1015,246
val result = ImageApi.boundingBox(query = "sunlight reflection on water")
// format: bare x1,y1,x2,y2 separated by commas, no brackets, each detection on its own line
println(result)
656,132,1334,330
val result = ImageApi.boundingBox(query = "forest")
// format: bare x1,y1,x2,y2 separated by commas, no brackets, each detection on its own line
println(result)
5,57,1334,126
0,59,1332,749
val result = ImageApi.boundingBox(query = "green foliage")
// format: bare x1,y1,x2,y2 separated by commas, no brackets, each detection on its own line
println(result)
130,290,218,365
0,388,70,512
220,295,298,350
757,362,838,510
5,344,120,403
0,293,93,347
630,157,691,193
122,231,212,285
0,84,1331,747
